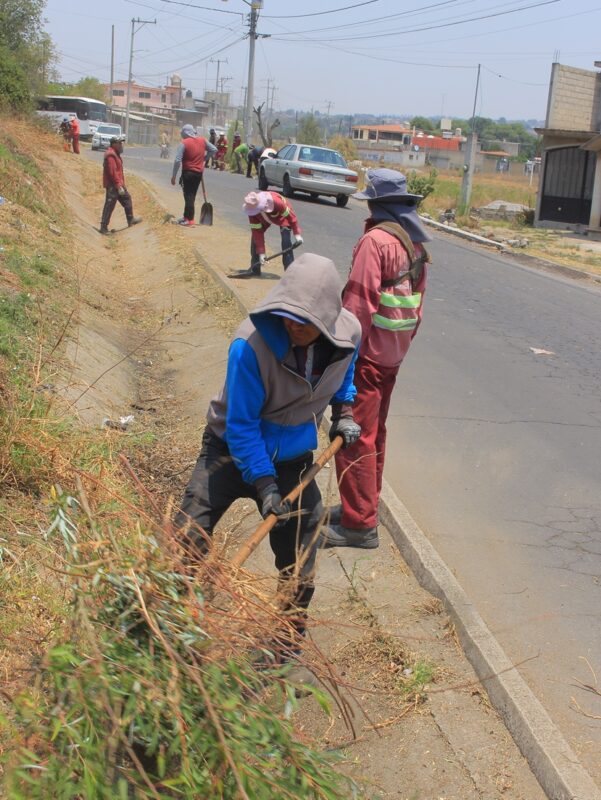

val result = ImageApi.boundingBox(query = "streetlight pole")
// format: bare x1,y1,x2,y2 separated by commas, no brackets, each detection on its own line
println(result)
125,17,156,140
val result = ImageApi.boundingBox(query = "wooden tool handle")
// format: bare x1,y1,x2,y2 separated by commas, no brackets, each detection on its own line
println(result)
230,435,344,569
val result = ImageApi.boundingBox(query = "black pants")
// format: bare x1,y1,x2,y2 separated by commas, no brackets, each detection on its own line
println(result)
181,170,202,221
175,429,322,642
250,226,294,272
246,153,260,178
100,186,133,229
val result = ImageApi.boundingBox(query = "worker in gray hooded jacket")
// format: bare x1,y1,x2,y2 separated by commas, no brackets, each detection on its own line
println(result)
175,253,362,674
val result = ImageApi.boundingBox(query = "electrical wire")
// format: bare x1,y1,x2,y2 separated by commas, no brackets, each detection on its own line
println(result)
482,64,548,86
262,0,383,19
159,0,244,16
269,0,561,42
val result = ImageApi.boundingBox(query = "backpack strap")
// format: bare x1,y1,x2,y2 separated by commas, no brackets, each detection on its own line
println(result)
373,221,429,288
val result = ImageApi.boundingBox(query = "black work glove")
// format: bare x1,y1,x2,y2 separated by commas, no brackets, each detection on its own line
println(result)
329,416,361,449
257,482,291,520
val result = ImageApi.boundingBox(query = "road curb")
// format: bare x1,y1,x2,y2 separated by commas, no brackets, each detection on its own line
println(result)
379,483,601,800
420,215,601,284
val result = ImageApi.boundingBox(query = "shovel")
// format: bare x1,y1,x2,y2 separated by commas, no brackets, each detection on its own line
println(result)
199,173,213,226
229,240,302,279
230,435,343,569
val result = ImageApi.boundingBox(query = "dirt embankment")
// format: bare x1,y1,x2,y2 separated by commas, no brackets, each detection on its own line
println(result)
43,150,546,800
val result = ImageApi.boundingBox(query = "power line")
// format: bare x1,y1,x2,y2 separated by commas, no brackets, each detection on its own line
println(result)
482,64,548,86
159,0,244,16
270,0,561,42
262,0,383,19
268,0,465,37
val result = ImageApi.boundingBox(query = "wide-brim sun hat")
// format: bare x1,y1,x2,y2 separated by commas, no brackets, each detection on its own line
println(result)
243,191,275,215
354,168,423,204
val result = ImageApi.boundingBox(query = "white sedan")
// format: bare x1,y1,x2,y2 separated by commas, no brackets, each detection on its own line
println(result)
91,124,125,151
258,144,358,207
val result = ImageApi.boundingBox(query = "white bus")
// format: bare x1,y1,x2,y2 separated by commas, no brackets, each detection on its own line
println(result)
35,96,108,140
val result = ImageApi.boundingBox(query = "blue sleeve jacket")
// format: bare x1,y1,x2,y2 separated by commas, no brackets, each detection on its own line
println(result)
223,338,358,485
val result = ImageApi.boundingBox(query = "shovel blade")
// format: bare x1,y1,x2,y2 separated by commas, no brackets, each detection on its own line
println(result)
200,202,213,226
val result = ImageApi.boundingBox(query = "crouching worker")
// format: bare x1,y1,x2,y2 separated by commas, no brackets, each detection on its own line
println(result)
174,253,362,684
237,190,303,279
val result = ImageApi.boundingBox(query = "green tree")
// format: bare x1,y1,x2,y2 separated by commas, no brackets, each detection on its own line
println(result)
46,76,107,102
410,115,436,133
0,0,55,108
327,134,357,161
407,169,438,201
297,113,322,145
0,46,30,111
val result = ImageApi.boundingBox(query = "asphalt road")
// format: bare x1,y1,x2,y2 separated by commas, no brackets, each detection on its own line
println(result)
91,145,601,779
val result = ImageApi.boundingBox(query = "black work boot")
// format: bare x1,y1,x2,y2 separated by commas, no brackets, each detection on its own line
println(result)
319,524,379,550
128,216,143,227
99,226,111,235
233,266,261,279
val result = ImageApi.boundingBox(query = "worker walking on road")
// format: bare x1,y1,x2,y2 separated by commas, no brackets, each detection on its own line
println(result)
321,169,431,549
175,253,362,684
239,190,303,278
99,137,142,235
170,124,217,226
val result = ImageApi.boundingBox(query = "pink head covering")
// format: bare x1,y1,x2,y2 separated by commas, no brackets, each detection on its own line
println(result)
243,191,274,216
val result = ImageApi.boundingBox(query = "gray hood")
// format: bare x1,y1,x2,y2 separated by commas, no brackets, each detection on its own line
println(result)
249,253,359,353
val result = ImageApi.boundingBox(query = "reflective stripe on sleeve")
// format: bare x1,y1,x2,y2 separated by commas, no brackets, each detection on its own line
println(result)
249,223,263,229
379,292,422,309
372,313,419,331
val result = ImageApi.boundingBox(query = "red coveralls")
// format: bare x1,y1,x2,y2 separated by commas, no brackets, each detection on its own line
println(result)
100,147,134,229
216,135,227,170
248,192,301,271
70,117,80,154
335,221,428,530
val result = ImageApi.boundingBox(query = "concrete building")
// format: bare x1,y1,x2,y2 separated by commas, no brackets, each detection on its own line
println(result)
350,123,519,174
107,77,182,113
535,62,601,234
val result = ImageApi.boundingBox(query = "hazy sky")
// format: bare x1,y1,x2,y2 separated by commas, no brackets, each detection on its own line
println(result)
44,0,601,122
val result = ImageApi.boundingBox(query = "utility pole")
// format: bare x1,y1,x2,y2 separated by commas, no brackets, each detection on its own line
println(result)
459,63,481,214
269,84,276,125
324,99,334,145
243,1,270,145
109,25,115,111
125,17,156,140
210,58,228,126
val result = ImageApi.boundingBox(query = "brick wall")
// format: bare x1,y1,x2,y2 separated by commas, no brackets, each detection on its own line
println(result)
547,64,601,132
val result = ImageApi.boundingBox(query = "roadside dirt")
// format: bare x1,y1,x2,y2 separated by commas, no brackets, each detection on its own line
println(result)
54,148,545,800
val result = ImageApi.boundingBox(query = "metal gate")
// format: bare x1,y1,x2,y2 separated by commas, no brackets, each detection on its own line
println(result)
539,146,595,225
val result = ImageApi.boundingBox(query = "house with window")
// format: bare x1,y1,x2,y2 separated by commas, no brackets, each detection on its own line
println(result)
351,123,466,170
535,62,601,234
106,80,181,113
